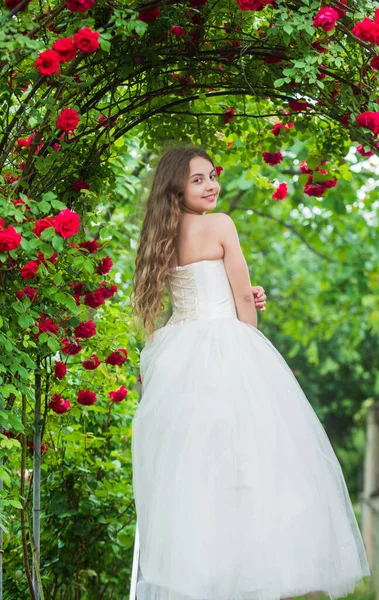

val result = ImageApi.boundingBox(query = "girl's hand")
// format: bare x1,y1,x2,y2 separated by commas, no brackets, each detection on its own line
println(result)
252,286,267,312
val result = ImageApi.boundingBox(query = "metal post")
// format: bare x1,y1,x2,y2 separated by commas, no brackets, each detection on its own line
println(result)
129,520,140,600
33,366,41,600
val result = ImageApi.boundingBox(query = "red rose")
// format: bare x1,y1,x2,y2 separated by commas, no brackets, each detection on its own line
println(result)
223,107,235,124
73,27,100,53
313,7,339,31
323,178,337,188
236,0,273,9
35,316,59,338
61,337,82,355
70,281,87,295
71,178,90,191
0,218,4,229
264,56,282,64
83,289,106,308
288,99,309,111
138,8,159,22
262,151,283,165
371,56,379,70
82,354,100,369
71,238,100,253
56,108,80,132
77,389,97,406
333,0,346,18
16,286,38,302
356,111,379,135
219,41,240,61
189,0,207,5
171,25,185,36
96,256,113,274
357,144,373,157
109,385,128,403
17,133,35,150
0,225,22,251
312,39,329,53
215,166,223,176
74,319,96,339
34,49,61,76
352,18,379,44
66,0,94,11
32,216,55,238
104,348,128,366
304,180,326,197
299,160,312,174
20,260,39,280
52,37,77,62
3,173,19,184
99,281,118,298
36,250,57,267
5,0,31,10
28,441,49,455
49,393,71,414
54,361,67,379
17,138,30,150
272,182,288,200
13,197,31,212
271,122,294,136
54,208,80,238
3,429,18,439
98,114,118,127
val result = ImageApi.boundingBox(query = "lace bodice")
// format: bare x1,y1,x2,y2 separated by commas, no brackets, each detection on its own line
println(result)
165,258,237,326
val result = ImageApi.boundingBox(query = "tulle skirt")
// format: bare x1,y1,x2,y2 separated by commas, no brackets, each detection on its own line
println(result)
132,317,371,600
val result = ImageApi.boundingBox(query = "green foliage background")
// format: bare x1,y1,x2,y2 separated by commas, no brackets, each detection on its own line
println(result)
0,0,378,596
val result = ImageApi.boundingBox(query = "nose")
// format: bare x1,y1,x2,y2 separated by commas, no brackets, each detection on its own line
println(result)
206,179,217,190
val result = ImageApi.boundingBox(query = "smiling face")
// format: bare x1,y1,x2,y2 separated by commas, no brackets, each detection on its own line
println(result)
182,156,221,215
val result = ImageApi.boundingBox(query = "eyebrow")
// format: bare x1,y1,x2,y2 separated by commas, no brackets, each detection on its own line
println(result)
188,168,216,179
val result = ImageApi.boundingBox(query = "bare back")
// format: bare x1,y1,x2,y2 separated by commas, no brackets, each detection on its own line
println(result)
168,213,224,268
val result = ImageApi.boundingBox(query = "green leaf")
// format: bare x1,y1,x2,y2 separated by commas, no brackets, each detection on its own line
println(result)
100,38,111,53
83,259,94,274
18,313,34,328
73,256,84,268
134,20,148,36
52,235,64,252
0,468,11,487
40,227,55,240
307,157,319,170
51,199,67,210
8,499,22,509
47,335,60,353
38,200,51,213
42,191,57,202
20,238,32,252
274,78,286,88
38,243,55,258
283,24,294,35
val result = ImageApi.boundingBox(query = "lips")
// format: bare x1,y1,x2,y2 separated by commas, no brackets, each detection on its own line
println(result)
203,194,216,200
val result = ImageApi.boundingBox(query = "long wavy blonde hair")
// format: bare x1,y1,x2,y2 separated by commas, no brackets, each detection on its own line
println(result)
131,144,215,340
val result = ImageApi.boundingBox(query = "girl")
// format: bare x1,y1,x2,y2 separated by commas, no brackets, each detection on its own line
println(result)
130,145,370,600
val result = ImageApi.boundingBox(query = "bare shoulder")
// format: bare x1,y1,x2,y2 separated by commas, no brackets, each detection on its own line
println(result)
203,212,236,231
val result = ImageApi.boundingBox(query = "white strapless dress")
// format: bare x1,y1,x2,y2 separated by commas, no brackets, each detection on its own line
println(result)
132,258,371,600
